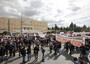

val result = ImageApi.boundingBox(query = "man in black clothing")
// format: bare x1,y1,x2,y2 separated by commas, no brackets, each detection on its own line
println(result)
53,41,57,55
12,45,16,57
0,43,3,62
18,43,22,57
8,42,13,57
64,42,69,53
80,44,86,58
5,42,9,57
27,45,31,61
21,46,26,63
34,45,39,61
57,42,61,54
0,43,5,62
69,43,74,55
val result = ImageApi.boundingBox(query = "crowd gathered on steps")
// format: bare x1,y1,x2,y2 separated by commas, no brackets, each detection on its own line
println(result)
0,36,90,64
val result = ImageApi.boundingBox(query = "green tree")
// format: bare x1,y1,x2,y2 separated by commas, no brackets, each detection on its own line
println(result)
73,24,77,32
69,22,74,31
82,25,87,31
60,27,63,30
2,31,9,35
55,24,59,30
48,27,50,30
52,27,54,30
75,27,82,32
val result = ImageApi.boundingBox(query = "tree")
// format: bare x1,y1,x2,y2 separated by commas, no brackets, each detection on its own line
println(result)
52,27,54,30
75,27,82,32
83,25,87,28
69,22,74,31
2,31,9,35
65,27,69,31
60,27,63,30
82,25,87,31
55,24,59,30
48,27,50,30
73,24,77,32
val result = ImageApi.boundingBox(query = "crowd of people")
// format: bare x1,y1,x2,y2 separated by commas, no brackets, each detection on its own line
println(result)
0,34,90,64
0,35,53,63
64,41,90,64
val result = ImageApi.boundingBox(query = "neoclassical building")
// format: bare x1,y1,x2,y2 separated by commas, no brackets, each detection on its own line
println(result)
0,17,48,33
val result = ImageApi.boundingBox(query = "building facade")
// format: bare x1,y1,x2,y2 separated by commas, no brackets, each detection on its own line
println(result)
0,17,48,33
22,18,48,33
0,17,21,33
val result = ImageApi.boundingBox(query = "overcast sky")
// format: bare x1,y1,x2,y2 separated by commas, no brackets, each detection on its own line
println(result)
0,0,90,27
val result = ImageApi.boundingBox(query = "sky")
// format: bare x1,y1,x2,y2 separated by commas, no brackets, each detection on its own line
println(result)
0,0,90,27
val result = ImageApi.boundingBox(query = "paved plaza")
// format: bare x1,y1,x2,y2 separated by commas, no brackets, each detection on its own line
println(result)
1,46,89,64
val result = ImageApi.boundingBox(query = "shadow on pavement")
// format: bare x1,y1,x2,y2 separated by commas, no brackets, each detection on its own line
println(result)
5,57,21,64
28,59,36,64
45,53,50,58
36,60,42,64
61,50,74,63
47,53,54,60
53,54,61,60
28,53,50,64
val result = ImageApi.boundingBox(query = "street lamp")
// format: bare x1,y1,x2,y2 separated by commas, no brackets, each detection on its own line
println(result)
8,18,10,35
21,12,23,34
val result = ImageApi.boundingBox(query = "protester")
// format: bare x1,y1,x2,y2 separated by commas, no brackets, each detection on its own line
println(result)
69,43,74,55
18,43,22,57
41,44,45,62
0,43,5,62
64,42,69,53
0,33,90,64
57,42,61,54
73,57,80,64
27,45,31,61
34,45,39,62
53,41,57,55
8,41,13,57
79,44,87,58
21,46,26,63
5,41,9,57
12,41,16,57
49,41,53,54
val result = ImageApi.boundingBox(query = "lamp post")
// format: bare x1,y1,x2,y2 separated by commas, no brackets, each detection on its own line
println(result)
21,12,23,34
8,18,10,35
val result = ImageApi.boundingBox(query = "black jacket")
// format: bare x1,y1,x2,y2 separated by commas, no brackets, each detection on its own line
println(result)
27,48,31,54
0,46,5,56
21,48,26,56
34,47,39,54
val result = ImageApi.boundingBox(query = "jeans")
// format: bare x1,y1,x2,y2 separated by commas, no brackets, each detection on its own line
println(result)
54,48,57,55
32,42,34,48
58,48,61,54
42,52,45,61
34,53,38,59
6,49,8,56
0,55,4,62
19,50,21,57
27,53,31,60
22,55,26,63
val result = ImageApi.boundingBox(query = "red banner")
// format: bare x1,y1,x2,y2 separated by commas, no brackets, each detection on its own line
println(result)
56,36,83,47
70,40,83,47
